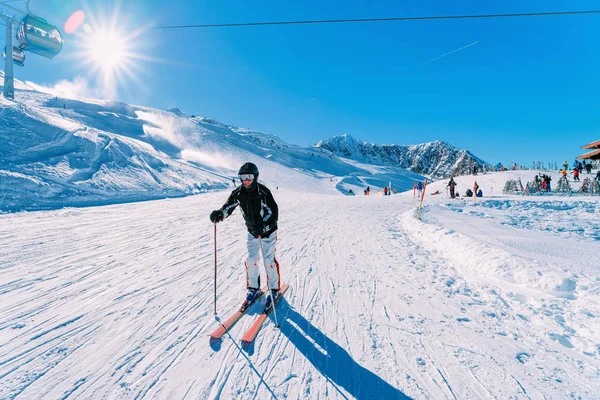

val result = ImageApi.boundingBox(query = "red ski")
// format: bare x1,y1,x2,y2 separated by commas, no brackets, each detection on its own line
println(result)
241,283,290,344
209,286,267,340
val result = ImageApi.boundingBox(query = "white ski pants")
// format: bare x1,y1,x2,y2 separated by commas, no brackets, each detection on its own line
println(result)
245,231,280,291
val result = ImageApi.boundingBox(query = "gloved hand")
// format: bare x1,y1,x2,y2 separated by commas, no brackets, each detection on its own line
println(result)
249,223,265,238
210,210,224,223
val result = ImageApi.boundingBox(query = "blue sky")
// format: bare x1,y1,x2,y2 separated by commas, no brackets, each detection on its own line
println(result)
6,0,600,167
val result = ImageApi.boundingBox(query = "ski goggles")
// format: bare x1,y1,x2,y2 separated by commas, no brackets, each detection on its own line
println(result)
238,174,255,181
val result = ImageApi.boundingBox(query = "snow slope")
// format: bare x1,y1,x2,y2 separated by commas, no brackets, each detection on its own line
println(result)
1,82,432,212
1,170,599,399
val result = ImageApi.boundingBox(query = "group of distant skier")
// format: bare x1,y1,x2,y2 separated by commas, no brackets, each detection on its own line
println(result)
533,173,553,191
557,160,600,183
445,176,482,199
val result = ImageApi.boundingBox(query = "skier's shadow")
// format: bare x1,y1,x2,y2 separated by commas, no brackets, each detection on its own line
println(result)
277,302,412,400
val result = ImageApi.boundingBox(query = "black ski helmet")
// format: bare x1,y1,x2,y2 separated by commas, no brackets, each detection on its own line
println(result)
238,162,259,188
238,162,259,177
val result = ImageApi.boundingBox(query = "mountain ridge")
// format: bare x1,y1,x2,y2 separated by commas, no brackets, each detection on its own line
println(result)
1,82,490,211
315,133,489,179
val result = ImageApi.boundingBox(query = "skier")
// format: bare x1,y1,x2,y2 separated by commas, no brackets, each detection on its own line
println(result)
348,189,355,196
545,175,552,192
232,177,237,187
416,181,424,198
572,168,580,181
447,177,457,199
209,162,281,309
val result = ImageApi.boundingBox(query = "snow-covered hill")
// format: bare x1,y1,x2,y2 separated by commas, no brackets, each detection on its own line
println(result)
0,170,599,399
316,134,489,179
1,79,493,214
1,81,435,211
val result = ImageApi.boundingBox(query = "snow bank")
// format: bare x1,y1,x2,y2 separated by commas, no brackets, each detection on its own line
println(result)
400,205,595,300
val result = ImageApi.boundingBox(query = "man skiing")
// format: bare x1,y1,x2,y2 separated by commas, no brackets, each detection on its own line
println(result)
210,162,281,310
447,177,457,199
416,181,424,198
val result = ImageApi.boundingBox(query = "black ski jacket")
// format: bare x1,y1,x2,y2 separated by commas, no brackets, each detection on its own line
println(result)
220,182,278,238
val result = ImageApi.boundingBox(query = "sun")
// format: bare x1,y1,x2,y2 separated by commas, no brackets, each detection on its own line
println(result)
69,5,150,99
88,30,126,71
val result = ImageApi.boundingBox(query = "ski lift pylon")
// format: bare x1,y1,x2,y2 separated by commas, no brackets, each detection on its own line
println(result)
16,14,63,59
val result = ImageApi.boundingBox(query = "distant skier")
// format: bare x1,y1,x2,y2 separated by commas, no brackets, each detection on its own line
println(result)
447,177,457,199
417,181,424,198
544,175,552,191
348,189,355,196
232,177,237,187
210,162,281,308
572,168,580,181
596,170,600,182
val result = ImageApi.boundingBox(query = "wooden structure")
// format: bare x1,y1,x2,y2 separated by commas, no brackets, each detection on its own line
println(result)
576,140,600,161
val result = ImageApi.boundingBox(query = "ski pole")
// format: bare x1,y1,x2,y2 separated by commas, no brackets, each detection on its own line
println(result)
258,236,280,328
214,222,217,316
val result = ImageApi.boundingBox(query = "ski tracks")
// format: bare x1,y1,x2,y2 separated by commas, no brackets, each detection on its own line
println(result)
2,191,596,399
394,207,600,399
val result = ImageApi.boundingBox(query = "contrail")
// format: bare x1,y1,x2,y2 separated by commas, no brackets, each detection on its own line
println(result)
415,40,479,67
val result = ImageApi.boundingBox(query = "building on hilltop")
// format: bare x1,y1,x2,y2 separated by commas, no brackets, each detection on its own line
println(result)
577,140,600,161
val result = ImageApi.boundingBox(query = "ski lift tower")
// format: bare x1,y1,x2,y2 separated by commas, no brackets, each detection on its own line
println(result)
1,1,63,99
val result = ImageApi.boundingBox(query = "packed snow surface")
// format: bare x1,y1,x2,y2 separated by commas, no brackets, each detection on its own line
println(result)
1,170,599,399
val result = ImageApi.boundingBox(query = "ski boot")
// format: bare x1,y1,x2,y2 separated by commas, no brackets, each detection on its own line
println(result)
264,289,280,311
240,288,261,312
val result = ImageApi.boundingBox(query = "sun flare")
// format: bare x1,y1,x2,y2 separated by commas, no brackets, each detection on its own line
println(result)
69,6,149,99
88,30,126,71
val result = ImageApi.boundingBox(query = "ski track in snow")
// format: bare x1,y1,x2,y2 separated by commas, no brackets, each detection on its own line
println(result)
0,190,599,399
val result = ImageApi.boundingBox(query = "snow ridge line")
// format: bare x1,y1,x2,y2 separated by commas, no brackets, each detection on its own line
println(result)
399,208,577,299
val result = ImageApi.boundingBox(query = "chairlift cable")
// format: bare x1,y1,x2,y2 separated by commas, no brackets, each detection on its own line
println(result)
142,10,600,30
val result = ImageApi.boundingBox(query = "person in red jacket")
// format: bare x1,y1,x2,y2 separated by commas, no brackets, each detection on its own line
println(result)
572,168,580,181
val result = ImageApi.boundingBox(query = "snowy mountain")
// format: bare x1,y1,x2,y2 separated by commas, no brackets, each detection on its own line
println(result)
0,80,428,211
315,134,489,179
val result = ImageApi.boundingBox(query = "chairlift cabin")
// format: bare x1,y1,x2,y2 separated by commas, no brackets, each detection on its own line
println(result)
3,46,25,67
16,14,63,59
